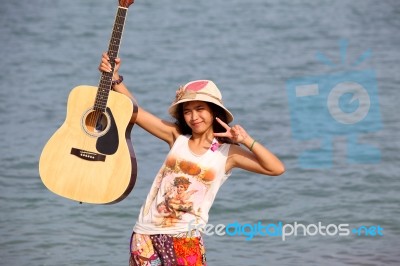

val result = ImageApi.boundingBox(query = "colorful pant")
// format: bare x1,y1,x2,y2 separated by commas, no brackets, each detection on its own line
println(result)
129,231,207,266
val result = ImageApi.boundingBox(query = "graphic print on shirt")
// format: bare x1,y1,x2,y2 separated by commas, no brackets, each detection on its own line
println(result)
144,155,216,228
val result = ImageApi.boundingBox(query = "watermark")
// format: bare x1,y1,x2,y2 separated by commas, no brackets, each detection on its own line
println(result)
286,39,382,168
189,220,384,241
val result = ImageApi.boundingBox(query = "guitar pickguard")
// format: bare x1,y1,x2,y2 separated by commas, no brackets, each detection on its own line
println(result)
96,107,119,155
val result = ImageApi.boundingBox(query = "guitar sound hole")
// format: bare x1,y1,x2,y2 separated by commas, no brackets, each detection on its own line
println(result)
82,109,110,136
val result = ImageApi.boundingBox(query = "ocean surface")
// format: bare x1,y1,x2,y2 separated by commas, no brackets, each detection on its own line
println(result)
1,0,399,265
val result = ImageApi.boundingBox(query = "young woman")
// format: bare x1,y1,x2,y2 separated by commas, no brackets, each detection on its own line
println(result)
99,53,285,266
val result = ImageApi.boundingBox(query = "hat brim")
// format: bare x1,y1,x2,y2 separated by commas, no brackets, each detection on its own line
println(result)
168,95,234,124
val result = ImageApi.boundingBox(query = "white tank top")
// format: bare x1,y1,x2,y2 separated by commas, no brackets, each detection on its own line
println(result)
133,135,232,235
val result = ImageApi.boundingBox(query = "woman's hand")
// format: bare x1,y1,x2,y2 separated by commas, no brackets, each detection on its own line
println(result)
213,117,250,144
98,52,121,80
216,117,285,175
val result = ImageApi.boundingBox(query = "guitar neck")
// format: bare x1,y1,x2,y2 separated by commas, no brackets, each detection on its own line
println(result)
95,6,129,112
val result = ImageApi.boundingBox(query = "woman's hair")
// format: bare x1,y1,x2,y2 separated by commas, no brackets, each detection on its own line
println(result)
174,102,233,144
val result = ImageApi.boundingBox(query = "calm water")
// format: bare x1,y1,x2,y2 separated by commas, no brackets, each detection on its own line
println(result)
1,0,400,265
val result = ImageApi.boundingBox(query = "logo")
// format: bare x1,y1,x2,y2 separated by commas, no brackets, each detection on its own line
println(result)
286,39,382,168
188,220,384,241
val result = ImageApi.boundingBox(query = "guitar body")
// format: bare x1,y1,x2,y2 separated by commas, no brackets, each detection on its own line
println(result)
39,85,138,204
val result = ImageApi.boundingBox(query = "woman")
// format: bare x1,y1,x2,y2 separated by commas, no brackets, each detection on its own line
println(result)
99,53,285,266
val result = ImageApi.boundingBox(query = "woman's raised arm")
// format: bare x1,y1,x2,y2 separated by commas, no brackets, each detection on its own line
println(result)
98,53,180,147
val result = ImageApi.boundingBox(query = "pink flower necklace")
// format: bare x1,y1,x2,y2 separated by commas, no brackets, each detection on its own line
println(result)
210,141,220,152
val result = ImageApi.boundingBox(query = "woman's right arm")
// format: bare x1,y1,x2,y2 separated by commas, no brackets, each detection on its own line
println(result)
99,53,180,147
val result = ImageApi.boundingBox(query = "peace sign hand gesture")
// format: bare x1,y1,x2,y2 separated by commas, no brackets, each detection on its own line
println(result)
213,117,250,144
213,118,285,176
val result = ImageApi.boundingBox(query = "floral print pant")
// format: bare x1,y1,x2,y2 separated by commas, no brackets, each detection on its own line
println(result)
129,232,207,266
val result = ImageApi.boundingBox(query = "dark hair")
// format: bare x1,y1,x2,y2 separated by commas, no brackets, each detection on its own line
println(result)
174,102,233,144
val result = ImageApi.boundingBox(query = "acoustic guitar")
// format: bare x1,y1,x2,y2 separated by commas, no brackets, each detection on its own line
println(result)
39,0,138,204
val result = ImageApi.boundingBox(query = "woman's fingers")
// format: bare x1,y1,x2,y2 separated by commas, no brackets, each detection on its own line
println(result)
213,132,228,138
214,123,249,144
214,118,243,141
98,52,121,73
215,117,231,130
99,53,111,72
99,62,112,72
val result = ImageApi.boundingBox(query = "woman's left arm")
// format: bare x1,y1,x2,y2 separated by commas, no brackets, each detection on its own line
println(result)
214,118,285,176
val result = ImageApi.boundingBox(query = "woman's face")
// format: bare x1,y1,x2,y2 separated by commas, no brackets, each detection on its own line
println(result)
182,101,214,134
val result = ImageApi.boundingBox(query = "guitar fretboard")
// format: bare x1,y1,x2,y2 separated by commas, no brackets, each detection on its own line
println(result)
94,7,128,112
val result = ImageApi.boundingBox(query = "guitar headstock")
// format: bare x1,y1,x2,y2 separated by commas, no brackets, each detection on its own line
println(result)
119,0,134,8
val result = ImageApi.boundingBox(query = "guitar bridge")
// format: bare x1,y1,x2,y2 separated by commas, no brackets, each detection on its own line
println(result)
71,148,106,162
